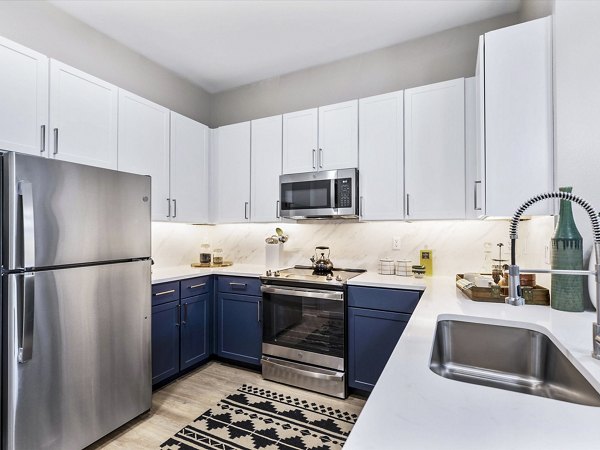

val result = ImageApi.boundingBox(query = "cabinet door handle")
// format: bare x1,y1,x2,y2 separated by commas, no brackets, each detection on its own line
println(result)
40,125,46,153
167,198,171,218
406,193,410,216
175,304,181,327
276,200,280,219
182,303,188,325
474,181,482,211
244,201,249,220
154,289,175,296
189,283,206,289
359,196,364,217
257,300,261,323
319,148,323,168
172,198,177,218
53,128,59,155
312,149,316,169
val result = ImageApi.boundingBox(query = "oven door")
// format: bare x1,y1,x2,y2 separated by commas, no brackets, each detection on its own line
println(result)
279,176,336,218
261,285,344,371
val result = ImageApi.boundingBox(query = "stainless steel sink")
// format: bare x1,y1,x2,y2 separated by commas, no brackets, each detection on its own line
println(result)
429,318,600,406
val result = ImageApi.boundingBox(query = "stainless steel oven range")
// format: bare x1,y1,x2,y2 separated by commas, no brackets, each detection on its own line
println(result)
260,266,365,398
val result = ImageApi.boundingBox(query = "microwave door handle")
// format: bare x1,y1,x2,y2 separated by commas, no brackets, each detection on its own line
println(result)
331,178,337,212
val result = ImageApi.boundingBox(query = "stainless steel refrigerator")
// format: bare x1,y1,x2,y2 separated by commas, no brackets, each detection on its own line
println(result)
0,151,152,450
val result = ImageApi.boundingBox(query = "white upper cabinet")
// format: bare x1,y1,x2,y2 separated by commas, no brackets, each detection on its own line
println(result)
317,100,358,171
358,91,404,220
282,100,358,174
170,112,209,224
214,121,251,223
282,108,318,174
49,59,118,169
483,16,553,216
404,78,466,220
251,115,282,222
117,89,170,221
0,36,48,156
465,77,481,219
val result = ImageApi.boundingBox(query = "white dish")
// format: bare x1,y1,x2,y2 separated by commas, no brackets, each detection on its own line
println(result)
589,251,597,309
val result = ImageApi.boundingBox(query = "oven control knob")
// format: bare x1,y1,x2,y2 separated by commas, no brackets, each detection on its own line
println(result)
266,270,272,276
336,275,343,282
274,271,280,277
326,273,333,281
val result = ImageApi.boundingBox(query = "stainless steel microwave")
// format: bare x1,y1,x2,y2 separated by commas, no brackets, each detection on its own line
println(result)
279,168,359,219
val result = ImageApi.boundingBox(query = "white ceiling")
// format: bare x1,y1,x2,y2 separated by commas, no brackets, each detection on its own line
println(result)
51,0,521,93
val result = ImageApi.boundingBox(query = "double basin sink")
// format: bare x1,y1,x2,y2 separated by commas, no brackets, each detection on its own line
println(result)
429,318,600,407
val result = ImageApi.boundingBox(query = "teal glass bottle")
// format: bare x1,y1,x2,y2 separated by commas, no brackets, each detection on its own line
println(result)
551,187,584,311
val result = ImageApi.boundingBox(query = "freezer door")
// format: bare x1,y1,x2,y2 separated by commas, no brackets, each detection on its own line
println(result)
3,260,151,450
3,152,151,270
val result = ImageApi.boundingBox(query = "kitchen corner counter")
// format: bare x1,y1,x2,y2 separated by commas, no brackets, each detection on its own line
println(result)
151,264,266,284
347,272,427,290
344,276,600,450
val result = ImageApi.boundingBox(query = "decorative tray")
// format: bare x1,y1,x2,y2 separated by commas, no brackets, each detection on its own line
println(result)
191,261,233,268
456,274,550,306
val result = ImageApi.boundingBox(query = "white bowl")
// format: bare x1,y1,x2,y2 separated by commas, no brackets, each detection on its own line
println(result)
589,251,597,309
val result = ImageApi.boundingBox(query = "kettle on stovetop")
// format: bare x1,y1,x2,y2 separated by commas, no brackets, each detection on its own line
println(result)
310,246,334,274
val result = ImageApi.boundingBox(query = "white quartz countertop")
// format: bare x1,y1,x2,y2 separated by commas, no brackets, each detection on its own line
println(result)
151,264,266,283
344,276,600,450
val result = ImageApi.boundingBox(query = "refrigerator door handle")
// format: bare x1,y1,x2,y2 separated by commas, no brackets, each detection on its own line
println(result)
18,273,35,363
18,180,36,269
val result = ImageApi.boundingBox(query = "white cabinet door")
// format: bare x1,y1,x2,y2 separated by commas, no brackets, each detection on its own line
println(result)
251,115,282,222
484,17,553,217
405,78,466,220
282,108,318,174
358,91,404,220
49,60,118,169
170,112,209,224
0,37,48,156
465,77,480,219
117,89,170,221
214,122,251,223
473,36,486,218
318,100,358,171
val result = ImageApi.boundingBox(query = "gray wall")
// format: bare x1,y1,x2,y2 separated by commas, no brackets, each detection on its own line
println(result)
210,13,524,127
554,0,600,259
0,1,211,125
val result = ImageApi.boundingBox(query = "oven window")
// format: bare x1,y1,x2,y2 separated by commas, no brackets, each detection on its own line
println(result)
263,291,344,358
280,180,331,210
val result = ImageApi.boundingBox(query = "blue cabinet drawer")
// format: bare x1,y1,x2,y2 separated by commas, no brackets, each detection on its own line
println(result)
181,276,211,299
217,276,261,297
152,281,180,306
348,286,421,314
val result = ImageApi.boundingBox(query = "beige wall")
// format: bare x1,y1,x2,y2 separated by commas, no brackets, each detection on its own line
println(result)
0,1,211,125
209,13,526,127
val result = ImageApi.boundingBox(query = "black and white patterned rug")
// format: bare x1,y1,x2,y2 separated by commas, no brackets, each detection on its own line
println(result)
160,384,359,450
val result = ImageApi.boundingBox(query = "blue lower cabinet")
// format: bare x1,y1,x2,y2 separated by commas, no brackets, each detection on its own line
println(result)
152,300,181,385
180,293,211,370
348,306,411,391
217,292,262,365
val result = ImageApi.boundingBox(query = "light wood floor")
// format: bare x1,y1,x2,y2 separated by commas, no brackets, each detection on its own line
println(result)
87,361,367,449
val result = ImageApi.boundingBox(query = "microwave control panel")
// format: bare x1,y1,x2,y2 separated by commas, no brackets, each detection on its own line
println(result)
335,178,352,208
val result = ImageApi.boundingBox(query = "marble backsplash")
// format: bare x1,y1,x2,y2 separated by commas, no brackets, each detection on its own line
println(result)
152,217,557,278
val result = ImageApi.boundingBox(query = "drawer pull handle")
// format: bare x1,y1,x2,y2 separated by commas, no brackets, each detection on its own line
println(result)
154,289,175,296
229,282,247,288
189,283,206,289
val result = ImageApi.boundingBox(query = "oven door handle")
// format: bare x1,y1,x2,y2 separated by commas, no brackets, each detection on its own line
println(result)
262,357,344,381
260,285,343,301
